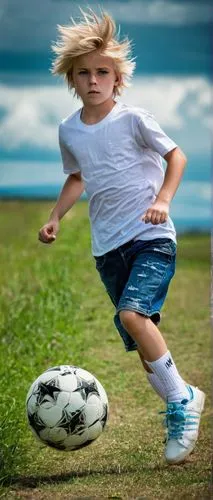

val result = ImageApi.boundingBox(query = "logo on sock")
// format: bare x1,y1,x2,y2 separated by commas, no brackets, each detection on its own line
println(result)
165,357,173,369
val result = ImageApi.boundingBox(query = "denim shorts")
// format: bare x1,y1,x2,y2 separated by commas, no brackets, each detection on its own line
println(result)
94,238,176,352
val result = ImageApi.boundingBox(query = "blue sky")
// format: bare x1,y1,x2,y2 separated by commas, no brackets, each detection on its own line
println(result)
0,0,212,230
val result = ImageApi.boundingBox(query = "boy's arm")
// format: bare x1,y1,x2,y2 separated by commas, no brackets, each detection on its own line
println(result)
50,172,84,221
142,147,187,225
38,172,84,243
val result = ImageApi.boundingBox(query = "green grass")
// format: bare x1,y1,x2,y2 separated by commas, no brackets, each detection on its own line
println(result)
0,200,211,499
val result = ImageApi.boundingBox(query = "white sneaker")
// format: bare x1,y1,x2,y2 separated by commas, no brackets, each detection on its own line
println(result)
162,385,205,464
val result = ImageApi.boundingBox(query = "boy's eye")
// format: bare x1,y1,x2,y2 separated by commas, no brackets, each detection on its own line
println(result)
78,70,109,75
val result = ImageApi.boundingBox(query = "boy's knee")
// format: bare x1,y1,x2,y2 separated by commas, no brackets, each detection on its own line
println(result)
119,309,143,330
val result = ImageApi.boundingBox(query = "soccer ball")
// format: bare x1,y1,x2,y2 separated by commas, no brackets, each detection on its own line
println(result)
26,365,109,451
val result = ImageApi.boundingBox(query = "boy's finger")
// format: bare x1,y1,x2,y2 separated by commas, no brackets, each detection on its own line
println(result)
152,211,161,224
143,210,152,223
141,211,149,220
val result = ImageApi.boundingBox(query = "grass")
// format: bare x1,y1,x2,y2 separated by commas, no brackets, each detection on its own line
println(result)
0,200,211,499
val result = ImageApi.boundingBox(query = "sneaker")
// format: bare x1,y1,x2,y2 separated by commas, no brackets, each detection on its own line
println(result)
162,385,205,464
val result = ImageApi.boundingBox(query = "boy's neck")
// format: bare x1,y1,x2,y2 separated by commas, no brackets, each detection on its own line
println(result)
80,99,117,125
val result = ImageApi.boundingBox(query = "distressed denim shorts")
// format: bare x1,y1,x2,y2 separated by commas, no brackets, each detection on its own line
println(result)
94,238,176,352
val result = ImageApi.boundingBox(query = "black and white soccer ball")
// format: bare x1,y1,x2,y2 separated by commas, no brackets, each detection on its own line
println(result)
26,365,109,451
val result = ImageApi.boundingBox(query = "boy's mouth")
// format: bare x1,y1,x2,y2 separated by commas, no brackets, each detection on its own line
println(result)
88,90,100,94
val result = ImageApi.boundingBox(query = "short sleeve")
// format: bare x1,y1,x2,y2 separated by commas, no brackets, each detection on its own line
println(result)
135,111,178,157
59,125,80,175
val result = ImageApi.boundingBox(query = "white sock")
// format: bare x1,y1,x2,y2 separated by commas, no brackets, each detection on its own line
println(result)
146,372,167,401
145,351,188,403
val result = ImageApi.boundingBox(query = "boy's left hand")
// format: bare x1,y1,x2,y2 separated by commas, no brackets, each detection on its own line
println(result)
141,200,169,225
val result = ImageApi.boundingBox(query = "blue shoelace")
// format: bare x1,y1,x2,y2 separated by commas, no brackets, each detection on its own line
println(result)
160,400,199,440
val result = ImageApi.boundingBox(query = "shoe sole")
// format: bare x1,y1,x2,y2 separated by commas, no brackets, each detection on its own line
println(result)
166,389,206,465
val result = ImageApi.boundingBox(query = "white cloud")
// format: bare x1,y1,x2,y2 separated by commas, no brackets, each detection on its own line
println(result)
0,76,211,153
123,77,188,127
0,85,80,149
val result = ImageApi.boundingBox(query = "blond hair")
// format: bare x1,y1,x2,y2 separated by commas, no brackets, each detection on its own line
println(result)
51,7,136,95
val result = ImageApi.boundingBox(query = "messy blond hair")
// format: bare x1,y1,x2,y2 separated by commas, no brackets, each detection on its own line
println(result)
51,7,136,95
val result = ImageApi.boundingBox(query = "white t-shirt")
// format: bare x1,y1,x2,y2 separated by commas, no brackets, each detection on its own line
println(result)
59,101,177,256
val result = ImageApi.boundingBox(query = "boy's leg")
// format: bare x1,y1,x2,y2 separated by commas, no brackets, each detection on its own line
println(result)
95,242,167,400
117,238,187,402
119,311,205,464
137,349,167,401
114,312,167,400
117,239,205,464
119,311,188,403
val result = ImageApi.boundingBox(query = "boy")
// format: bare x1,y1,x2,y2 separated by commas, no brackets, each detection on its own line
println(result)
38,9,205,464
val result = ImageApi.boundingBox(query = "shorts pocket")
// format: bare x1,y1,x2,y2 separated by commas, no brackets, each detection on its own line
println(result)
151,239,176,260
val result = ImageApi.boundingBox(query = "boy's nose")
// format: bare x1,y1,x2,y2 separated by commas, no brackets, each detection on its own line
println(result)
89,74,97,84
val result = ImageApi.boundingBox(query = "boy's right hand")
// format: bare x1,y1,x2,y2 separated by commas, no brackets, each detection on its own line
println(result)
38,220,59,244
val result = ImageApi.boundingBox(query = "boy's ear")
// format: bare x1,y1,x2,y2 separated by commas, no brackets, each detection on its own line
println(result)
67,69,75,88
114,72,121,86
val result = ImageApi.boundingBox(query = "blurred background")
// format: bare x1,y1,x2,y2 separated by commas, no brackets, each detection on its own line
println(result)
0,0,212,233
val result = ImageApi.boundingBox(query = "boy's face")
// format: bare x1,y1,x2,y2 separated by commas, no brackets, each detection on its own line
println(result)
72,51,119,105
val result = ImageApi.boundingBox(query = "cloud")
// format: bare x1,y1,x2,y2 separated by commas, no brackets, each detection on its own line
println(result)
0,1,212,51
0,85,80,149
123,76,212,128
0,76,211,154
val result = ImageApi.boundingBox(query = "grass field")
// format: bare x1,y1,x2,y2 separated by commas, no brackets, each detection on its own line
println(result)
0,200,211,499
